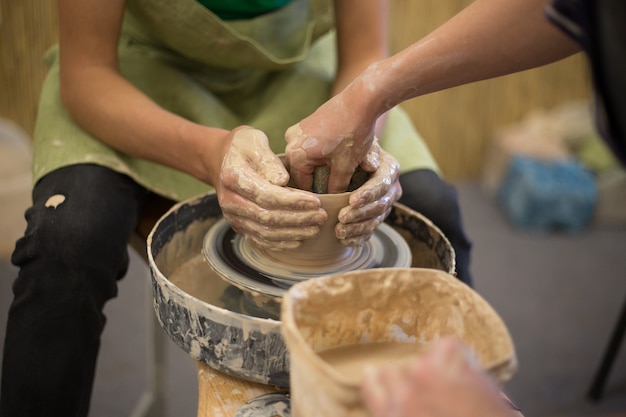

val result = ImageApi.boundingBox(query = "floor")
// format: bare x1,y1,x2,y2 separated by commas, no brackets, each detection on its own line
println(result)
1,181,625,417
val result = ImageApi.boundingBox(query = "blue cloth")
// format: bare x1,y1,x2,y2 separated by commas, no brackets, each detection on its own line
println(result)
497,156,597,232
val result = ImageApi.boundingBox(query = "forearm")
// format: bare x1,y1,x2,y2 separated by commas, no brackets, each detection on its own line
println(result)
60,67,228,186
333,0,389,94
57,0,229,187
352,0,582,118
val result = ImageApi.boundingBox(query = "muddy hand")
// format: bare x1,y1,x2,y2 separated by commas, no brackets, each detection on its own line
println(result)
217,127,326,250
336,147,401,246
284,106,378,193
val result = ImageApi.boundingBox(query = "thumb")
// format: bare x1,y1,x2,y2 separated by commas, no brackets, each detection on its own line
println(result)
233,127,290,186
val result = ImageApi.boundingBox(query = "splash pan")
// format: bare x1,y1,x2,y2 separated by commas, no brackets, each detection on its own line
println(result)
147,192,455,387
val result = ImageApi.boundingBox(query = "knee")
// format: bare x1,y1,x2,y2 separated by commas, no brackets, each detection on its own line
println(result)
23,199,124,262
11,194,131,299
398,169,462,234
398,169,473,285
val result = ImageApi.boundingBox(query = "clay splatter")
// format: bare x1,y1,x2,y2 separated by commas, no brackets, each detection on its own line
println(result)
45,194,66,208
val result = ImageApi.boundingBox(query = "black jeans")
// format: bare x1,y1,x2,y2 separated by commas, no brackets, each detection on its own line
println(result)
1,164,149,417
399,169,473,286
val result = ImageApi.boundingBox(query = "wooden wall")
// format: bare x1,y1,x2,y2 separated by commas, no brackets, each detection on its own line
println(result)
388,0,592,180
0,0,591,180
0,0,58,137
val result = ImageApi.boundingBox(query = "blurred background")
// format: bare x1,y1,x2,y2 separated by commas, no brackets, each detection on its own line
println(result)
1,1,624,416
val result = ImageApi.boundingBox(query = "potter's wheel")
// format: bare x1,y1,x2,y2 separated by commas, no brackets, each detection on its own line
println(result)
234,392,290,417
148,192,456,388
202,218,412,300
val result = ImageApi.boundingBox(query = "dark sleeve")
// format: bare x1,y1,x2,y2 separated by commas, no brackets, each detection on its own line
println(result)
546,0,626,166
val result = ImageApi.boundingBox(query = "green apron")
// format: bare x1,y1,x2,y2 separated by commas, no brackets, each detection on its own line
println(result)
32,0,438,202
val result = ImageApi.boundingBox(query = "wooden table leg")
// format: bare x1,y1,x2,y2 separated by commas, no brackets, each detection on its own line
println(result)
196,361,283,417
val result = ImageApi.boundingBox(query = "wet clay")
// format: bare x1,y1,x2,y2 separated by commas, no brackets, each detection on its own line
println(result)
45,194,66,208
247,158,369,275
168,254,235,311
204,218,411,299
318,342,425,383
252,191,353,273
168,253,281,319
202,211,411,318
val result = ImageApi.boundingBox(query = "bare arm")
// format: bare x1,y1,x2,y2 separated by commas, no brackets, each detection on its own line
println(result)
285,0,390,192
58,0,229,186
353,0,582,119
289,0,582,185
285,0,402,246
332,0,389,94
58,0,325,248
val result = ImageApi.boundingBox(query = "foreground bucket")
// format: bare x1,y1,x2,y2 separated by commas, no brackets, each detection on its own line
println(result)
281,268,517,417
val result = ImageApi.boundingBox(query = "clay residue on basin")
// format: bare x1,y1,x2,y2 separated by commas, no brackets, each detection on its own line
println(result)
168,253,244,313
148,194,290,386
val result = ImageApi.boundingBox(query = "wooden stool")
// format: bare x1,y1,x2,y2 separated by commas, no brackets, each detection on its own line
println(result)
196,362,282,416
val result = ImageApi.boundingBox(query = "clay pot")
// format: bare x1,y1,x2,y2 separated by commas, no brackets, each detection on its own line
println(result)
281,268,517,417
256,157,366,271
255,191,354,270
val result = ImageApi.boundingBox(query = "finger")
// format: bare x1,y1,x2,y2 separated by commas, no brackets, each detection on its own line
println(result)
349,168,400,209
327,162,357,194
222,200,326,228
243,234,302,251
336,212,386,240
388,374,419,417
330,130,376,184
437,337,482,373
361,367,393,417
337,212,386,245
339,194,394,225
436,343,469,381
225,214,322,240
376,365,413,417
285,125,317,191
289,161,316,192
426,337,477,382
285,149,317,191
225,218,323,248
359,138,381,172
253,151,290,187
338,231,373,247
233,128,291,186
227,217,322,251
223,162,321,210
